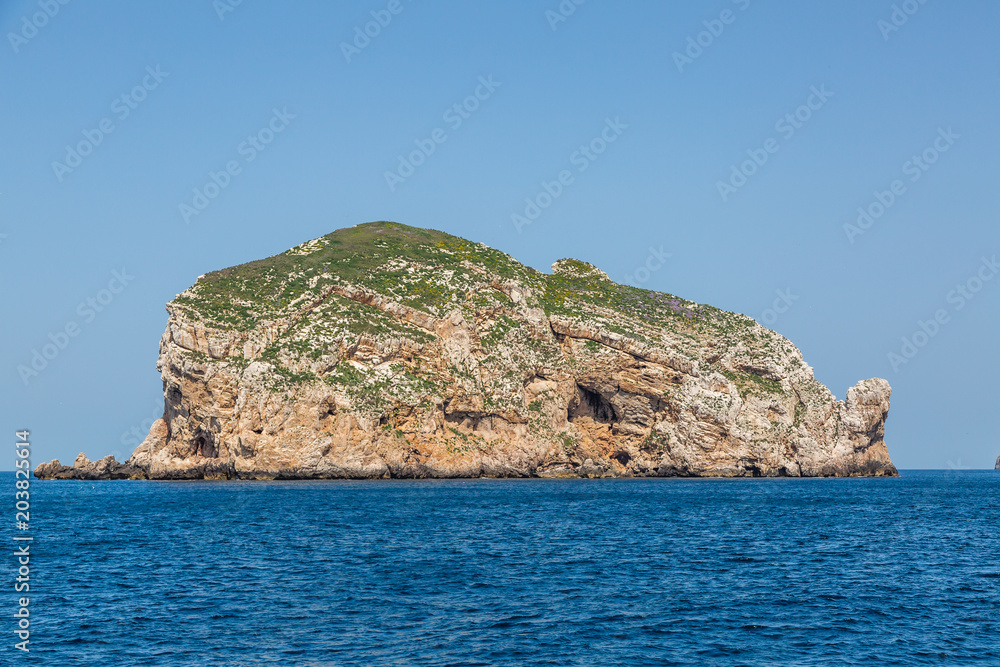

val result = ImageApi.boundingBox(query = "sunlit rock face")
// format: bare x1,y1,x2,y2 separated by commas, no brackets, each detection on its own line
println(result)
37,222,897,480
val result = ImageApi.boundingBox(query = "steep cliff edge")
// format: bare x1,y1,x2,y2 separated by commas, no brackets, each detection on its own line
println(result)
36,222,897,480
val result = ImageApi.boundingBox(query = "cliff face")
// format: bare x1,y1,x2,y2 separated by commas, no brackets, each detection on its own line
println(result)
36,222,897,480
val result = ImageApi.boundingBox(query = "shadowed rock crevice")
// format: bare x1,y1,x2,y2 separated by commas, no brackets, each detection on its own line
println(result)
569,385,618,425
192,431,217,459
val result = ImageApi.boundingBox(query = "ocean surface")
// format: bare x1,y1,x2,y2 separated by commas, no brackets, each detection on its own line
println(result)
6,470,999,666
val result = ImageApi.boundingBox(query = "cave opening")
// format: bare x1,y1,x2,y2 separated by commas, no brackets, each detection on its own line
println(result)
192,432,217,458
612,451,631,466
569,385,617,424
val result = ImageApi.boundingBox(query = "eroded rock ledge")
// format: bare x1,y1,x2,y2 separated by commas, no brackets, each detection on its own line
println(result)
35,222,898,481
35,453,145,481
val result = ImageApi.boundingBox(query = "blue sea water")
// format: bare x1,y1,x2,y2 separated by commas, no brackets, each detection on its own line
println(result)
5,470,999,666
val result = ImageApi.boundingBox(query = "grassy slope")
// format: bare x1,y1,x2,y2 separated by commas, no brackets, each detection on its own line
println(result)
169,221,803,413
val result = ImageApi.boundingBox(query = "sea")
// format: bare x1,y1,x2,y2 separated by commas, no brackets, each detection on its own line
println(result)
5,470,998,666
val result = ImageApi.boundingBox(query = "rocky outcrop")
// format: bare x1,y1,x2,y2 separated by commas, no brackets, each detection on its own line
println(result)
34,453,144,480
995,456,999,471
35,222,897,480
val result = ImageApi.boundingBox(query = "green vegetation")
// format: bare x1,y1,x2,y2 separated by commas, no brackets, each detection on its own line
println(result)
719,367,785,399
559,431,579,454
640,430,668,453
167,220,801,421
173,220,761,347
794,401,807,427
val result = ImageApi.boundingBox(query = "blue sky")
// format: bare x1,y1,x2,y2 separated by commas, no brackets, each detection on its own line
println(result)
2,0,998,470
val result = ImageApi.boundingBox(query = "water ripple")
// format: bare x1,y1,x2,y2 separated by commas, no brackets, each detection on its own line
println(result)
9,470,998,666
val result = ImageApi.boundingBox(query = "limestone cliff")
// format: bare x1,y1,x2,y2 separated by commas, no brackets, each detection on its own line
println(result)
36,222,897,480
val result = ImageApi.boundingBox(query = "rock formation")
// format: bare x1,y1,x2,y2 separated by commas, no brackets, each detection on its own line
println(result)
36,222,897,480
34,453,143,480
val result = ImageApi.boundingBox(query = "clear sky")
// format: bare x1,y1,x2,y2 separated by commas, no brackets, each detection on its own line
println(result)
2,0,998,470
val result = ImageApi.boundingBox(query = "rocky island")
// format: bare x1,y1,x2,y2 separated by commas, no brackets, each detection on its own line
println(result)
36,222,897,480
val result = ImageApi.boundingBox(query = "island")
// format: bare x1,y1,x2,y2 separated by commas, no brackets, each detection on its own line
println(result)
36,222,897,480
